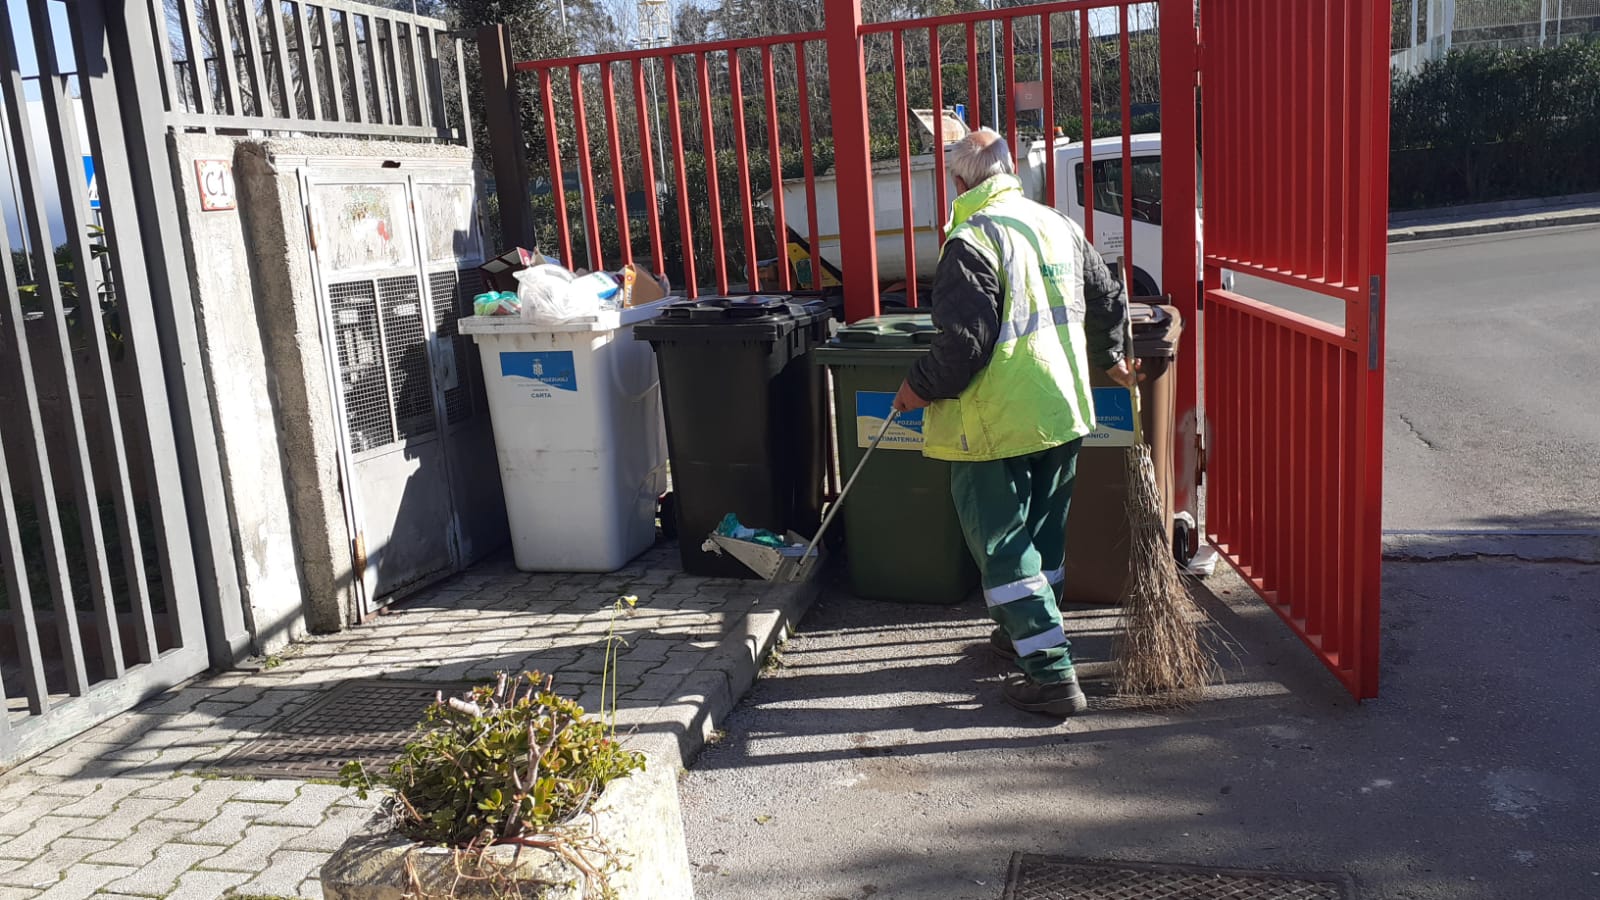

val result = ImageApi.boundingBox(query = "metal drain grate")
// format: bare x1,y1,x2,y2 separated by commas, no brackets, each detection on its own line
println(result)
210,680,460,780
1003,855,1354,900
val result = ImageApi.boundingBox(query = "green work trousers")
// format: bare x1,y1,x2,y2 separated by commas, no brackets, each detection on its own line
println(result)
950,439,1081,683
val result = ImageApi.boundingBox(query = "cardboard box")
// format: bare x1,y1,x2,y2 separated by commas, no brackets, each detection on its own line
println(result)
479,247,538,293
618,263,668,308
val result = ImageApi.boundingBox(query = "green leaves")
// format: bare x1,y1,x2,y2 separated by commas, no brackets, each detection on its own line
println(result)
337,671,645,847
1390,44,1600,208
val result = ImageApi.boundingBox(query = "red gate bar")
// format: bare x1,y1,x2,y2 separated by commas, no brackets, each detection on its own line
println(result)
726,49,761,290
825,0,878,320
1040,13,1055,207
695,52,729,294
893,30,917,307
1079,8,1093,241
929,27,948,242
965,22,980,132
1118,2,1133,289
569,65,602,271
538,69,573,268
1003,16,1017,164
761,45,792,292
664,58,698,297
1156,0,1198,536
796,42,822,290
599,63,632,267
632,59,666,276
1356,0,1391,700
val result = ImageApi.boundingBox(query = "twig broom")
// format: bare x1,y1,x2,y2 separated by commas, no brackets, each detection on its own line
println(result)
1111,284,1219,706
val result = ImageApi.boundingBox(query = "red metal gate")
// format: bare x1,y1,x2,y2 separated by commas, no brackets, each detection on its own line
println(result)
1197,0,1390,698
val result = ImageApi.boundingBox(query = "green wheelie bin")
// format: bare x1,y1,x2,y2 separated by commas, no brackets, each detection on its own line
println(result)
814,315,980,604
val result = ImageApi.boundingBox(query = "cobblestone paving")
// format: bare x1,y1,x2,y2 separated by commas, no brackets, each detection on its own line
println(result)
0,547,809,899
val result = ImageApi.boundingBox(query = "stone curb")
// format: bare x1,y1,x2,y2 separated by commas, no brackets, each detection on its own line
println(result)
1382,531,1600,565
623,576,821,771
1388,209,1600,243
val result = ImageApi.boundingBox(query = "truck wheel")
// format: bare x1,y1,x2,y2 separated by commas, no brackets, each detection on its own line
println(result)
1132,268,1160,300
1172,517,1194,568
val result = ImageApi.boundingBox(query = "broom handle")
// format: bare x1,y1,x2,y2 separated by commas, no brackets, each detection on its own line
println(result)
797,408,900,568
1115,256,1144,446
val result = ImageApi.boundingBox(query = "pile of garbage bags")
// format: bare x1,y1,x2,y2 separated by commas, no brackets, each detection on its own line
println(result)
473,249,669,325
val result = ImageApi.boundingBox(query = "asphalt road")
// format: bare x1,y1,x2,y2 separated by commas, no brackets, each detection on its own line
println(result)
680,561,1600,900
1232,224,1600,532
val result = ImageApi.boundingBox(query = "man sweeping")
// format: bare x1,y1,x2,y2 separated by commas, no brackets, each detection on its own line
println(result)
892,128,1136,717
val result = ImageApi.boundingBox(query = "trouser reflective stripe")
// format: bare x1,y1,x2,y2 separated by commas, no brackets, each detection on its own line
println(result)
1044,566,1065,586
952,441,1082,683
986,573,1051,607
1013,624,1068,658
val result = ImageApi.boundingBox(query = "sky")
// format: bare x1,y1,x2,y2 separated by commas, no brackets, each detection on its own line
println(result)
6,1,78,93
3,0,92,253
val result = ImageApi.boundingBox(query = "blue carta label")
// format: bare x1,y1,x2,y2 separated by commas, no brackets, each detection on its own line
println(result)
1085,387,1135,447
500,350,577,398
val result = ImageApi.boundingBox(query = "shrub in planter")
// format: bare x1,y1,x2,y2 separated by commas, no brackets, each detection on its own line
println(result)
330,672,647,899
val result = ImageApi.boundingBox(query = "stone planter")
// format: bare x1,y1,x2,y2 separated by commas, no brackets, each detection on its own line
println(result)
321,752,693,899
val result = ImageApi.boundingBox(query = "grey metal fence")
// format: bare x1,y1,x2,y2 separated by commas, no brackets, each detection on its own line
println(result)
154,0,471,143
2,0,226,765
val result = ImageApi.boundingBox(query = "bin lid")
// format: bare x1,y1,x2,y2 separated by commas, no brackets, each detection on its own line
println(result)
1129,303,1182,358
1130,303,1172,334
832,313,937,346
458,297,671,337
813,313,936,366
633,295,830,343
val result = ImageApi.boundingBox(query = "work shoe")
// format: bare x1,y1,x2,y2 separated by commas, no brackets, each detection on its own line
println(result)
1002,672,1089,717
989,627,1017,660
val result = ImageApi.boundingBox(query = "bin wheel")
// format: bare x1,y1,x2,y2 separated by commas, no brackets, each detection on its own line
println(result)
1171,517,1194,568
658,493,678,541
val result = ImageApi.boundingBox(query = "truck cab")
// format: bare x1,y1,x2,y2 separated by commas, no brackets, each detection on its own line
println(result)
1025,133,1169,298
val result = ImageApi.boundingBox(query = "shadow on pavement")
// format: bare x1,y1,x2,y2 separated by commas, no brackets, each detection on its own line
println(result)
680,558,1600,900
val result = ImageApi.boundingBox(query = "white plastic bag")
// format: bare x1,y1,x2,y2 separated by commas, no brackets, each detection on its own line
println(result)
513,264,580,324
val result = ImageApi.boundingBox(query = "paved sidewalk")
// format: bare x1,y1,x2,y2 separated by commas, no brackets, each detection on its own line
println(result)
0,546,812,900
1388,192,1600,242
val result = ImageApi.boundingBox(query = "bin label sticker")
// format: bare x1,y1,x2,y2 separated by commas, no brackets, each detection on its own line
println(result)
500,350,577,399
1085,387,1135,447
856,391,924,451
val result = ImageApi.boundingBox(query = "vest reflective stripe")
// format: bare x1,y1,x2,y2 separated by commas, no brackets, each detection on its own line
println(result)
996,304,1081,345
924,175,1098,463
1013,624,1068,657
985,573,1052,607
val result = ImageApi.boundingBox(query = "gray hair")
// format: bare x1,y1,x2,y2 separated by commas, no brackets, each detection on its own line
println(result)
946,128,1014,187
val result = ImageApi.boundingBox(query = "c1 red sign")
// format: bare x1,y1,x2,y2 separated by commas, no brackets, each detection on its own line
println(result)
195,159,236,212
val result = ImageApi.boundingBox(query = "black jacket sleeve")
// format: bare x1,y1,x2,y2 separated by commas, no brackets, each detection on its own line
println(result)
1081,235,1129,371
906,240,1001,401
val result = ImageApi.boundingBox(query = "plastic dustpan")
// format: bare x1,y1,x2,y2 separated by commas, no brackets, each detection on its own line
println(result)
700,531,822,582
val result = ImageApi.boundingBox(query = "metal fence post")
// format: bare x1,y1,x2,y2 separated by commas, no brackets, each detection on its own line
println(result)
96,0,253,667
1159,0,1201,547
477,25,535,251
823,0,880,321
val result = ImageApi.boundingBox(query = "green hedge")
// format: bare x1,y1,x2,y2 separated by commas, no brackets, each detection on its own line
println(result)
1390,42,1600,209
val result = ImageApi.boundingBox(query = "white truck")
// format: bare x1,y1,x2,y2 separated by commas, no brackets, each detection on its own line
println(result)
772,114,1195,299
